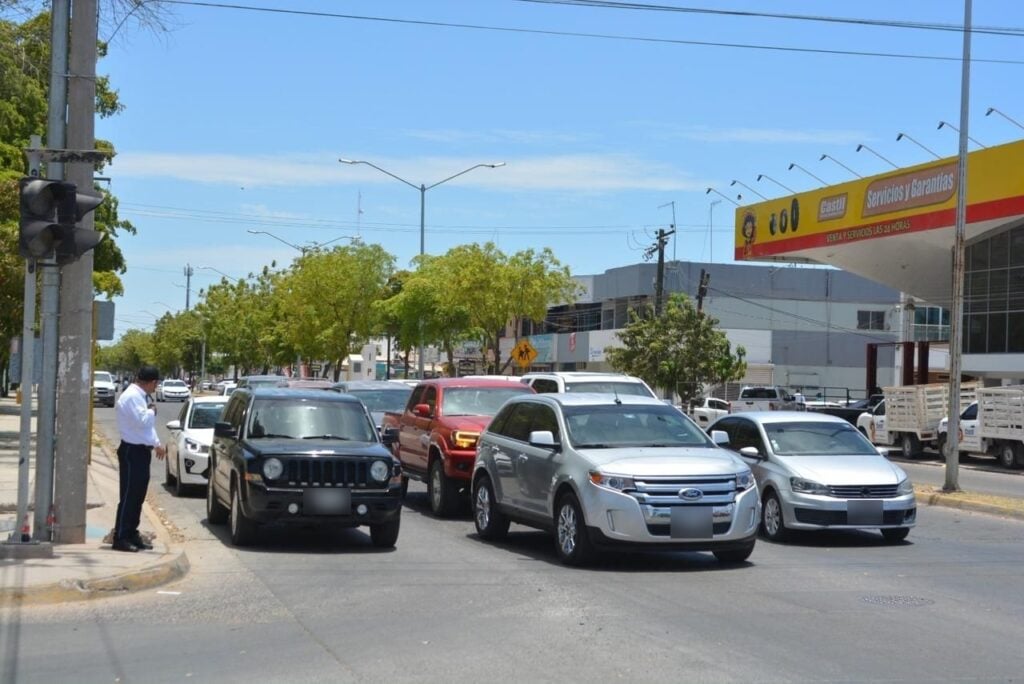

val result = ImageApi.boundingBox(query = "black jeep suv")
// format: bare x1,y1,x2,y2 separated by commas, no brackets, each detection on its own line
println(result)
207,387,403,547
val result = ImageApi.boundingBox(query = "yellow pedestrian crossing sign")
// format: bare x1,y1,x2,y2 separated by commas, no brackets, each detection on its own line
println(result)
513,339,538,369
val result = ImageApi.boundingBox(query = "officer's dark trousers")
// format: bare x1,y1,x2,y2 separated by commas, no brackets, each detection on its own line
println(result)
115,441,152,541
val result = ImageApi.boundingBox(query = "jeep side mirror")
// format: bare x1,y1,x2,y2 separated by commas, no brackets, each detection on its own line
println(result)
381,427,399,445
213,421,237,438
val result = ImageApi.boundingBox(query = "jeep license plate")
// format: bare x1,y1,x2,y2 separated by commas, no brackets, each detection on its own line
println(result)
304,488,351,515
670,506,713,539
847,499,883,525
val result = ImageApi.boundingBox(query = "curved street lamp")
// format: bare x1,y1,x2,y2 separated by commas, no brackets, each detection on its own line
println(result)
756,173,795,194
855,144,898,169
729,179,766,201
705,187,739,206
819,153,862,178
938,120,986,148
787,162,826,185
896,132,941,159
985,106,1024,131
246,229,358,255
339,158,505,378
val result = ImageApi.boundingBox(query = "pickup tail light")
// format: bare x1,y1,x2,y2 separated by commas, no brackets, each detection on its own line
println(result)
451,430,480,449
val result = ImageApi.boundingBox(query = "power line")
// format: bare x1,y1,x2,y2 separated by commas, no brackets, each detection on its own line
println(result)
152,0,1024,65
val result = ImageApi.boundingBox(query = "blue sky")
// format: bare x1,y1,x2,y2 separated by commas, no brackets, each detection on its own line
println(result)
89,0,1024,339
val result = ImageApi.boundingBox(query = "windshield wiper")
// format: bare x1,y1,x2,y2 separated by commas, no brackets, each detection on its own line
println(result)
252,433,294,439
574,443,612,449
302,434,353,440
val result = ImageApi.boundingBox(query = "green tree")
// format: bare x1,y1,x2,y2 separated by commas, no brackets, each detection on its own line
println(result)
605,293,746,402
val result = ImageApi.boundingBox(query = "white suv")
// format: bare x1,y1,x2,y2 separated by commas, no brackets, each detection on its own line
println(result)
520,372,656,398
732,386,803,413
92,370,117,407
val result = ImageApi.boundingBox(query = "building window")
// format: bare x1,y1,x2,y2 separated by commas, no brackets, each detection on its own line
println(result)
964,226,1024,354
912,305,950,342
857,310,885,330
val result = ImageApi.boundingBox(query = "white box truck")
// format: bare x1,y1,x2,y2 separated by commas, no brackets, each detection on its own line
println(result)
857,382,978,458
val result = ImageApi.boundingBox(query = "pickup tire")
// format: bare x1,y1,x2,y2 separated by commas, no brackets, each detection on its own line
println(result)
996,442,1020,469
206,468,228,524
370,516,401,548
473,474,510,541
229,482,258,546
429,459,459,518
900,433,921,459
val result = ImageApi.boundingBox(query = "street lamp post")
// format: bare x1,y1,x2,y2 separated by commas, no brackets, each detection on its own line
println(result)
896,132,941,159
855,144,898,169
708,199,721,263
729,179,766,201
705,187,739,206
787,162,826,185
339,158,505,378
819,154,862,178
246,229,357,255
756,173,795,194
985,106,1024,131
938,120,986,148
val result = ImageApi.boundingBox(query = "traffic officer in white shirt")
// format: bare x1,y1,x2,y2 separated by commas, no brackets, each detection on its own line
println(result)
112,366,166,552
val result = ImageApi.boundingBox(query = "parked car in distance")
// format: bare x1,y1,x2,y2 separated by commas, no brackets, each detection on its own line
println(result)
330,380,413,433
472,393,759,565
807,394,884,426
164,395,229,496
278,377,334,390
156,378,191,402
708,411,916,543
92,370,117,407
207,387,403,547
381,377,535,516
686,396,731,427
731,386,803,413
217,381,238,396
520,371,657,398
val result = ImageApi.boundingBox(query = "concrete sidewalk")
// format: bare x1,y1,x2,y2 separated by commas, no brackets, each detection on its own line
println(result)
0,395,188,607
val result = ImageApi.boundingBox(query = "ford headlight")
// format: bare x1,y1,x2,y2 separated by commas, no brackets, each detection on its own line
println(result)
897,478,914,495
790,477,830,495
370,459,390,483
736,470,756,491
589,471,635,492
262,457,284,480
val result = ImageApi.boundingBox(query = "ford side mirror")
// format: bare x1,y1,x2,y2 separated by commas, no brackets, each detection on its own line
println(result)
213,421,237,438
710,429,729,446
528,430,559,449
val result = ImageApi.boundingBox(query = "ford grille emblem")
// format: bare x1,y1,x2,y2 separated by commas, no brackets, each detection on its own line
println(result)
679,488,703,501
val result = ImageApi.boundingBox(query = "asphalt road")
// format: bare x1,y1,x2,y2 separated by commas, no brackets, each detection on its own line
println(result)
886,446,1024,499
2,400,1023,683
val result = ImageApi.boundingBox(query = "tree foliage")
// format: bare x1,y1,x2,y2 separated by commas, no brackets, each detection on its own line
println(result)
605,293,747,402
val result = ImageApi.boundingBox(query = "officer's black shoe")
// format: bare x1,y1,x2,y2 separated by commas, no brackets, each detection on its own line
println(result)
129,534,154,550
111,538,140,552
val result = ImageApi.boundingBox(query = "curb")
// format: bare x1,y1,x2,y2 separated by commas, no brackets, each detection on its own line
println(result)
915,485,1024,521
0,548,190,607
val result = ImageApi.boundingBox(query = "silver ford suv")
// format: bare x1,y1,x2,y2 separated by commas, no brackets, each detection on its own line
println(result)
472,394,760,566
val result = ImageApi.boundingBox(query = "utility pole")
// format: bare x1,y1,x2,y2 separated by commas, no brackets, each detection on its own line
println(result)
184,264,193,310
696,269,711,314
657,201,677,261
645,227,675,316
54,0,100,543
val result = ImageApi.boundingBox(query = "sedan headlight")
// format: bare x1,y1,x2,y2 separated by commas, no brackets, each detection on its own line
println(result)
790,477,830,495
370,459,391,483
897,478,914,495
589,471,635,492
262,457,284,480
736,470,756,491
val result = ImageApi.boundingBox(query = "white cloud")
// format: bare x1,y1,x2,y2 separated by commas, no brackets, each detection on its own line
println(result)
401,128,589,145
663,125,870,145
110,151,709,193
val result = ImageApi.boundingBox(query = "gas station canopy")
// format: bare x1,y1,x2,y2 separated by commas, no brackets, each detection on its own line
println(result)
734,139,1024,308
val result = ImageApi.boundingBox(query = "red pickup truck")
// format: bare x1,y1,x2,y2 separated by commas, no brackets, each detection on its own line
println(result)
381,377,533,517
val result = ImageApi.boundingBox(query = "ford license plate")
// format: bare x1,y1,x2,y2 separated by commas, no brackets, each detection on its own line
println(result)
670,506,713,539
847,499,883,525
304,488,351,515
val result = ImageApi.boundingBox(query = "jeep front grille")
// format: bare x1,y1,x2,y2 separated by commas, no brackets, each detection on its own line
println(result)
282,458,370,487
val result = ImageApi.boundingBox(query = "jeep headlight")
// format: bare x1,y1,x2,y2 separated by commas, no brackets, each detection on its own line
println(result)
736,470,756,491
589,471,635,492
262,457,284,480
790,477,829,496
897,478,914,495
370,459,390,483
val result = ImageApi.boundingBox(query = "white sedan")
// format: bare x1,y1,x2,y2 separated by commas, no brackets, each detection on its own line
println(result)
157,378,191,402
164,395,229,496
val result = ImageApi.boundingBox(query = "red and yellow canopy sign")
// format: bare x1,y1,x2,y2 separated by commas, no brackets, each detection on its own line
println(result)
735,139,1024,260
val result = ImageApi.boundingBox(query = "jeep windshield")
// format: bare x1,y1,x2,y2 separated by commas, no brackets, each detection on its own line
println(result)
247,399,376,442
564,404,712,448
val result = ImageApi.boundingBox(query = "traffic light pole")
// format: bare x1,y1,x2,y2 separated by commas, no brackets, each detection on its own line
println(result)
55,0,101,543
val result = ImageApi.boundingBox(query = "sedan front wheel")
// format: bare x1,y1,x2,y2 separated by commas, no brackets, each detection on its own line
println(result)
761,491,789,542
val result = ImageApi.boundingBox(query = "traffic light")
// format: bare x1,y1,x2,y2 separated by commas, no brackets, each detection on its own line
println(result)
17,176,105,263
18,177,74,259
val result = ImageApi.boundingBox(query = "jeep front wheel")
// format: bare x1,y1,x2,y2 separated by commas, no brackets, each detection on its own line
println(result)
370,516,401,548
